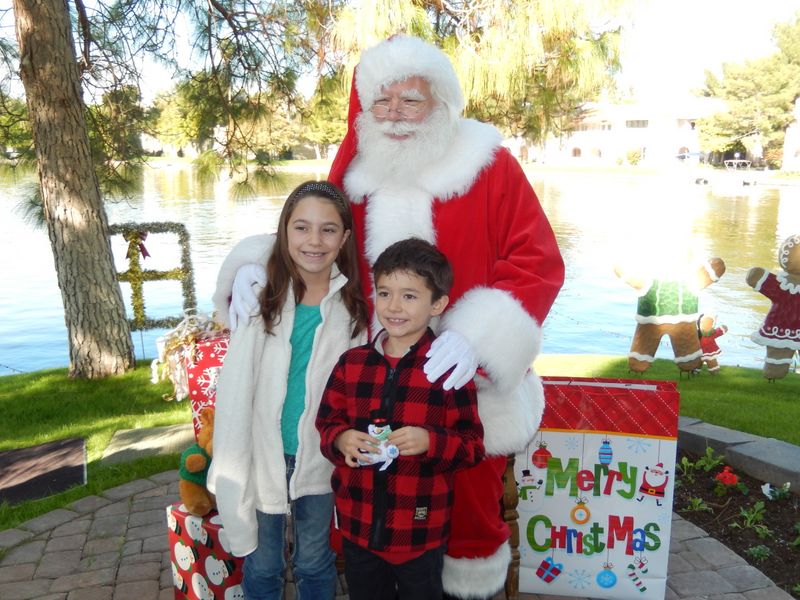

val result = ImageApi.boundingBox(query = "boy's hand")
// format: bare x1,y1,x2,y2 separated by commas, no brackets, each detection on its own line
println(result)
388,426,430,456
334,429,381,467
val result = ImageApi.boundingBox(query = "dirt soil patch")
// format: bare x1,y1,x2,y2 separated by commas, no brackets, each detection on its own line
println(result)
675,449,800,598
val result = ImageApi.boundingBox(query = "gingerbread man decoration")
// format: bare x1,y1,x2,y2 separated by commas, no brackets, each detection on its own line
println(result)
697,314,728,374
616,257,726,374
746,234,800,380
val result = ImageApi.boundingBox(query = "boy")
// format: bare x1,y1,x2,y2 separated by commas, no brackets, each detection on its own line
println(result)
316,238,485,600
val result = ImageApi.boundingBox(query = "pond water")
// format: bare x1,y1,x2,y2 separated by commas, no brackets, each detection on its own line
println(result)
1,164,798,376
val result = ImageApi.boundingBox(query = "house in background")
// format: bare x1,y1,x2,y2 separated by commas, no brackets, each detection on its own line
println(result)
535,96,726,167
781,96,800,172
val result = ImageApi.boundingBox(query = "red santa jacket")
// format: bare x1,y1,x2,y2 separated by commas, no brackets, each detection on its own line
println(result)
334,117,564,597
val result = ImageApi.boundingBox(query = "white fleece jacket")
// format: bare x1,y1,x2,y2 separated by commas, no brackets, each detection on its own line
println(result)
207,267,366,557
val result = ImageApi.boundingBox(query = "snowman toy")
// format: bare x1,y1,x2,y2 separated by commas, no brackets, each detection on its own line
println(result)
357,421,400,471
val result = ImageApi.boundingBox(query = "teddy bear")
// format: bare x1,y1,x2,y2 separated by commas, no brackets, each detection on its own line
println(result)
697,313,728,374
746,234,800,380
179,407,216,516
616,257,726,374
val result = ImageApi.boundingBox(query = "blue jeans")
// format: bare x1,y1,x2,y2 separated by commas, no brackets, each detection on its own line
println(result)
242,455,337,600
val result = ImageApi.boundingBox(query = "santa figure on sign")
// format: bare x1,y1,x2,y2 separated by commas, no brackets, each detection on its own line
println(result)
213,35,564,599
637,463,670,507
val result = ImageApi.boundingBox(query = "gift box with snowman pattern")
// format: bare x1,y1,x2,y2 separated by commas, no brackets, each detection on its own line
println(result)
167,503,243,599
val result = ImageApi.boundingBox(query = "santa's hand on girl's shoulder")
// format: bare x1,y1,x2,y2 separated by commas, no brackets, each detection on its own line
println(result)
229,263,267,330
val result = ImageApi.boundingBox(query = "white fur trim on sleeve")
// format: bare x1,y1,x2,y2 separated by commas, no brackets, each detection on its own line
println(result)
477,371,544,456
442,541,511,599
212,234,274,327
441,287,541,393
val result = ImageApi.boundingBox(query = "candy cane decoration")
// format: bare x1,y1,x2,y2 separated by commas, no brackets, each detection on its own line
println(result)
634,554,649,574
627,563,647,593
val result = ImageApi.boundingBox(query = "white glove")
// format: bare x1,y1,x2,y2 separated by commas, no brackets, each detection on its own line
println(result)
229,263,266,331
424,330,479,391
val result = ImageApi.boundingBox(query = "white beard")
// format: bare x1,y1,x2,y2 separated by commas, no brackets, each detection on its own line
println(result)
353,105,457,186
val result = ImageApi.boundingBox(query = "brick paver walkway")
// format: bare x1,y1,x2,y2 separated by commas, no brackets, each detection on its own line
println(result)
0,469,793,600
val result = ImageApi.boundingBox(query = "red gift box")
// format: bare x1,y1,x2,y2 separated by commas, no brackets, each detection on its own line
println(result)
187,333,229,439
167,503,244,599
536,557,563,583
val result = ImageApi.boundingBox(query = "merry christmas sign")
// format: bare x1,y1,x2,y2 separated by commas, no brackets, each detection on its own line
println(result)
516,377,680,600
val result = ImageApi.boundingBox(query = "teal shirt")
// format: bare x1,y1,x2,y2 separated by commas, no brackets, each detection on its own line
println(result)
281,304,322,455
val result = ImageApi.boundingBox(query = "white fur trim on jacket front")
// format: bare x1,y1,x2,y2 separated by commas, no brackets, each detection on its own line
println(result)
345,119,502,207
212,234,274,328
207,270,366,556
442,541,511,599
345,118,502,266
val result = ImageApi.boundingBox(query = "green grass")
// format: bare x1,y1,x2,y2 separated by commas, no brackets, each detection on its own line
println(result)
0,361,191,530
1,354,798,532
534,354,800,445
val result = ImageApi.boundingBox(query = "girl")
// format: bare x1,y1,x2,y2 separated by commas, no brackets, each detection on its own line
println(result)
208,181,369,600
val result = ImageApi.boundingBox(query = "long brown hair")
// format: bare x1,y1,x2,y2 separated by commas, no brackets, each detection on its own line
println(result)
259,180,368,338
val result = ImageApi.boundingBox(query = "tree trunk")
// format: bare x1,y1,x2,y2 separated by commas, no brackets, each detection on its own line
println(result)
13,0,134,378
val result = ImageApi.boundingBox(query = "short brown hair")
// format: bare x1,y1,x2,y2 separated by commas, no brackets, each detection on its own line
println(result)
372,238,453,301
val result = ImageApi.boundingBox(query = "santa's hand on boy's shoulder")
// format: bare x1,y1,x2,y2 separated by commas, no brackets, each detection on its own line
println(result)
388,426,430,456
424,330,478,390
334,429,381,467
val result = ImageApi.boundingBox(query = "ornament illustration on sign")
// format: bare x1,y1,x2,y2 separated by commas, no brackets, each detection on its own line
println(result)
533,441,552,468
570,497,591,525
599,437,613,465
596,563,618,589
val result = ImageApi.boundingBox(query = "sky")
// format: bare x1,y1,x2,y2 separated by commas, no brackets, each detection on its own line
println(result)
620,0,800,100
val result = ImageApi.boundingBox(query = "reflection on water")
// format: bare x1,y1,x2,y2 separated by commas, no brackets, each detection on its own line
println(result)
1,165,797,375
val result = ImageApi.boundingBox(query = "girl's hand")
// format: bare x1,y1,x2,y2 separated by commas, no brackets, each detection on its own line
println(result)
388,426,430,456
334,429,381,467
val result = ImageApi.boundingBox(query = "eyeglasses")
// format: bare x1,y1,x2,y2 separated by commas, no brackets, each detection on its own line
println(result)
370,99,428,118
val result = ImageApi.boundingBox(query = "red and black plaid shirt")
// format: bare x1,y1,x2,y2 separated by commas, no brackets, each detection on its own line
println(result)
316,328,485,555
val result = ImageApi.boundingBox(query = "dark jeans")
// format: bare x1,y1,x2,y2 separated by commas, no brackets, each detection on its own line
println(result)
343,536,446,600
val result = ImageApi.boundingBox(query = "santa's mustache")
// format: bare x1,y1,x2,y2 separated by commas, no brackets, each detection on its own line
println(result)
375,119,421,138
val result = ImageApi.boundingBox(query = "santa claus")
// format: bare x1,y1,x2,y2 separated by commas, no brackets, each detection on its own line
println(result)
213,35,564,600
